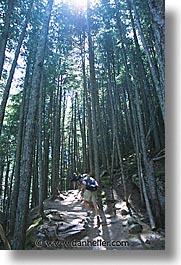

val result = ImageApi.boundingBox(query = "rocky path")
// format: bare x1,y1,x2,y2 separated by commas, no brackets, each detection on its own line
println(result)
26,190,165,250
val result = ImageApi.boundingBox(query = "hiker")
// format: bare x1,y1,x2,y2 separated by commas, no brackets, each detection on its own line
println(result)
81,174,100,222
71,173,79,189
77,173,83,191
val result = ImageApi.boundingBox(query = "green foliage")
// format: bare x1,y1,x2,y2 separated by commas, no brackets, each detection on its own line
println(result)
0,92,22,160
101,175,112,188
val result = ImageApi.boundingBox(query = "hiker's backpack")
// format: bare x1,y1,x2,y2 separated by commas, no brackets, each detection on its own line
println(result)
85,177,98,191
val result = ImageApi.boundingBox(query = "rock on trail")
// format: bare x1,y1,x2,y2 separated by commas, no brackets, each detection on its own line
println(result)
26,190,165,250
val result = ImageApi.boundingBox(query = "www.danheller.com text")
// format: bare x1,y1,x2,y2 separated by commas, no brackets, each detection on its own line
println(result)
35,238,130,248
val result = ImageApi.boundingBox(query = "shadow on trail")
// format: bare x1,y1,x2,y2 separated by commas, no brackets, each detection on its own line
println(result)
35,189,165,250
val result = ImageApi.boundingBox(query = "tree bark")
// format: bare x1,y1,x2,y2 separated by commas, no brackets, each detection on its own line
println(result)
12,0,53,250
129,0,165,121
80,41,88,172
87,0,100,181
51,72,62,196
38,74,45,216
9,62,31,236
0,0,14,80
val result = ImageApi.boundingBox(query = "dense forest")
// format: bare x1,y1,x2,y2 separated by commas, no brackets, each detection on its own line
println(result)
0,0,165,250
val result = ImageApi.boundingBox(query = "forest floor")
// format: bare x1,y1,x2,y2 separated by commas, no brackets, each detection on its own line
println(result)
26,189,165,250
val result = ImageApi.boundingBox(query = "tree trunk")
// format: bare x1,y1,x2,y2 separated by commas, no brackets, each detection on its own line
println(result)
31,145,39,208
38,74,45,216
80,43,88,172
12,0,53,250
51,73,62,197
9,63,31,236
129,0,165,121
73,93,78,172
3,159,10,215
87,0,100,181
134,75,162,227
147,0,165,66
0,155,5,198
0,0,34,136
60,91,66,188
128,3,162,152
43,89,53,199
86,86,94,175
139,154,156,230
0,0,14,80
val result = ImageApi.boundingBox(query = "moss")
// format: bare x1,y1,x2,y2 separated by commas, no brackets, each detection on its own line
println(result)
25,216,43,248
26,216,42,234
101,175,112,188
155,171,165,178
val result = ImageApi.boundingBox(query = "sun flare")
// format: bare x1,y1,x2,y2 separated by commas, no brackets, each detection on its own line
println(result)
54,0,88,10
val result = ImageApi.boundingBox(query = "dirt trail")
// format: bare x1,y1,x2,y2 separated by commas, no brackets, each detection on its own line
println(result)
27,190,165,250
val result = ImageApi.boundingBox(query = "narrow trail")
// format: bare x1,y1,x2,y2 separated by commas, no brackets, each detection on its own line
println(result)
27,190,165,250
